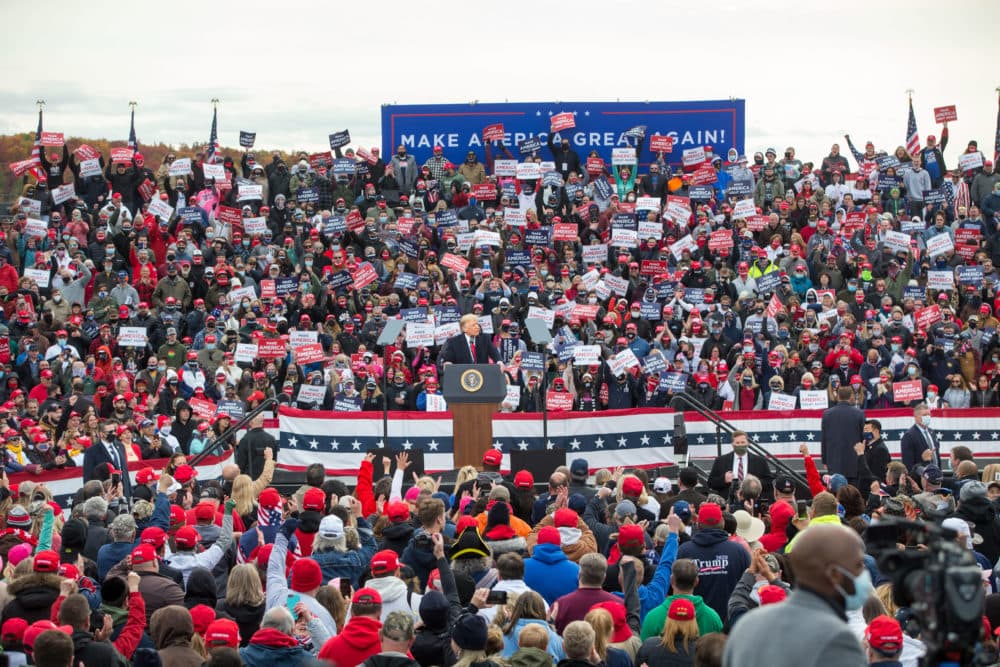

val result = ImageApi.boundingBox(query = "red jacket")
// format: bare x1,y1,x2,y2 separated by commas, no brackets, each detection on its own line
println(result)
52,591,146,659
758,500,794,553
317,616,382,667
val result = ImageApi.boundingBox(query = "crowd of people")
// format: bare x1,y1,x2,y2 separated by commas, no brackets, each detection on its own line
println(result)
0,115,998,666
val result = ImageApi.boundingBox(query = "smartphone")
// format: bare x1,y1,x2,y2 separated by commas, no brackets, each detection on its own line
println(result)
111,472,121,487
339,578,352,599
994,472,1000,482
796,500,809,521
286,593,301,614
486,590,508,605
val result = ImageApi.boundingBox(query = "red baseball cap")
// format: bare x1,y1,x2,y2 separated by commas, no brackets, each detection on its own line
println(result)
513,470,534,489
32,550,59,573
140,526,167,549
698,502,724,527
205,618,241,648
386,501,410,523
173,464,196,484
482,449,502,467
131,543,158,565
621,476,644,497
617,524,645,550
865,615,903,653
136,467,160,485
371,549,400,576
353,587,382,605
668,598,696,621
174,526,201,550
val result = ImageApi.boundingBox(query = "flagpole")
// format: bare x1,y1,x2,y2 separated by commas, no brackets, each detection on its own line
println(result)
36,99,45,111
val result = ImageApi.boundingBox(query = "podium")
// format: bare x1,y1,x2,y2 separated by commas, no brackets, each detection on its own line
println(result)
442,364,506,469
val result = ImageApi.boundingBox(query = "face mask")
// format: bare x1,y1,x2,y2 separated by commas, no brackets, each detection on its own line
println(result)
57,338,67,347
923,416,933,430
588,297,597,304
158,365,167,372
733,446,748,456
908,366,918,377
743,345,753,354
834,566,873,611
801,381,813,389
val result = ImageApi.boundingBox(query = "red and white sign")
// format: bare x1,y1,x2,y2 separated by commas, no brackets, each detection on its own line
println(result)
611,148,636,166
768,393,797,411
550,113,575,133
571,304,600,320
9,159,36,177
40,132,64,147
682,147,706,166
111,147,134,164
217,206,242,227
73,144,100,161
746,215,769,231
350,262,378,290
959,152,984,172
552,223,578,241
188,398,217,420
256,338,287,359
295,343,325,365
471,183,496,200
24,218,47,238
732,199,756,220
689,167,717,185
483,123,505,142
915,304,942,329
516,162,541,180
665,195,691,223
925,233,954,258
346,211,365,232
892,380,924,403
955,228,982,245
799,390,829,410
203,163,226,180
51,183,76,205
260,280,276,299
586,157,605,174
636,196,661,211
494,159,517,177
440,253,469,274
640,260,667,276
709,229,733,251
650,135,674,153
546,391,573,411
933,105,958,123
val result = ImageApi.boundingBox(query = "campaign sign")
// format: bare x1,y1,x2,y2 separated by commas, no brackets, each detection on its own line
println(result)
582,243,608,264
494,159,517,176
922,189,947,205
768,393,796,411
394,272,420,289
550,112,576,132
483,123,505,141
546,391,573,411
298,385,327,404
893,380,924,402
239,131,256,148
472,183,496,200
328,130,351,149
518,137,542,155
689,185,716,201
650,134,674,153
915,304,942,329
957,265,984,285
350,262,378,290
52,183,75,205
799,390,828,410
383,100,745,168
296,187,319,204
295,343,325,365
505,249,531,266
78,158,102,178
933,105,958,123
959,152,984,172
333,158,355,176
257,338,286,359
903,285,926,302
925,233,954,258
40,132,63,146
111,147,135,163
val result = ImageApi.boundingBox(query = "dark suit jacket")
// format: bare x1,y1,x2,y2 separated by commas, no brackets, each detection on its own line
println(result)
82,441,133,497
901,424,939,472
441,332,500,365
820,401,865,477
707,452,773,498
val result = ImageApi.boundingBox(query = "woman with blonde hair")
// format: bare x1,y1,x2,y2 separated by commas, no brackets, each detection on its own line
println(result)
229,475,256,528
216,563,265,647
584,607,631,667
636,597,699,666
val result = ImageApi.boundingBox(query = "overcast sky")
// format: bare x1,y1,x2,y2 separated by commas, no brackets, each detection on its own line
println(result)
1,0,998,165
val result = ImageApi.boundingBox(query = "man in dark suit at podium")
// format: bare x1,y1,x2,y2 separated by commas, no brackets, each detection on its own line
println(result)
707,430,772,500
441,314,501,365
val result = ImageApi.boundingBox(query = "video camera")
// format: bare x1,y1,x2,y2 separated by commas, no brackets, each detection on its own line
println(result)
868,518,987,665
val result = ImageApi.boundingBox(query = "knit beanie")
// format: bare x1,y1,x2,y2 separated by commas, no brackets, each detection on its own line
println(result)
7,506,30,529
537,526,561,546
453,614,488,650
418,590,449,631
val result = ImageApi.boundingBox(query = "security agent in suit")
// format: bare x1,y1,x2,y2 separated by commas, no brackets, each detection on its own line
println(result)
707,430,773,500
723,523,869,667
900,401,940,472
441,314,501,365
820,386,866,483
82,422,133,498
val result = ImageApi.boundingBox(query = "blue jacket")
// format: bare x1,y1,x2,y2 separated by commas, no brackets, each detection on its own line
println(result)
614,532,678,621
97,541,134,581
677,528,750,623
400,527,441,589
502,618,565,661
311,517,377,588
523,543,579,606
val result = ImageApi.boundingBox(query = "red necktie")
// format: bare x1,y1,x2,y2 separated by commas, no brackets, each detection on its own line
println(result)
469,339,477,362
737,456,744,481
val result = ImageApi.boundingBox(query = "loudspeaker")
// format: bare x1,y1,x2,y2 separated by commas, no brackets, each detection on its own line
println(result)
509,449,566,481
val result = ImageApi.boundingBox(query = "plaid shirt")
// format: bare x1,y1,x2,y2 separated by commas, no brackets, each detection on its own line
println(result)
423,155,448,179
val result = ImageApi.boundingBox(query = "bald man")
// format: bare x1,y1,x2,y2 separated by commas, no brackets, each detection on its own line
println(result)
441,313,501,365
723,524,867,667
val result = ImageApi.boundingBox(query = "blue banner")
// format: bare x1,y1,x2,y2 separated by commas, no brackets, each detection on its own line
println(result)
382,100,745,169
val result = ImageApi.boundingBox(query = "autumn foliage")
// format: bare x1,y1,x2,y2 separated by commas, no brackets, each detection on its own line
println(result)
0,132,305,198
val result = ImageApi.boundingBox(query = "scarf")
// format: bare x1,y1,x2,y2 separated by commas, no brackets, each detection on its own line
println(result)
6,442,24,464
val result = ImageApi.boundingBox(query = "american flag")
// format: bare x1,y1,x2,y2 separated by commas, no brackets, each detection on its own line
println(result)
206,106,219,164
127,107,138,150
29,108,43,167
994,93,1000,163
905,97,920,157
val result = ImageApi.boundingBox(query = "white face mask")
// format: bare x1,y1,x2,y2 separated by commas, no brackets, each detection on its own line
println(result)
923,416,933,430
